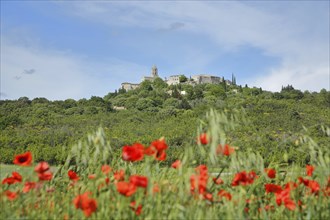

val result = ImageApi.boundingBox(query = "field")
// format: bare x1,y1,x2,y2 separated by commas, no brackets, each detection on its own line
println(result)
1,110,329,219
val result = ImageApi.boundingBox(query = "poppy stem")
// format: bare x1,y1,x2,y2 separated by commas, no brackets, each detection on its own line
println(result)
210,167,225,191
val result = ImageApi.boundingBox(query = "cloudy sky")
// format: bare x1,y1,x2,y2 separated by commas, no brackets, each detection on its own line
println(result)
1,1,329,100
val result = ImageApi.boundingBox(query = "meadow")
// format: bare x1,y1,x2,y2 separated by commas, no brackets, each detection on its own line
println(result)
1,109,329,219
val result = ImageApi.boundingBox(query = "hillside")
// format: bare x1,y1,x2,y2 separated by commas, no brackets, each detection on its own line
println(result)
0,80,329,166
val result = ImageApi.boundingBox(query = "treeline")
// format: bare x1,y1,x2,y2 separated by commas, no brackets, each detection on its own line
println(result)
0,79,329,166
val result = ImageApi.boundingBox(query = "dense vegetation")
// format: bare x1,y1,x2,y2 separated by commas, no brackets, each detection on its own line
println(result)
0,78,329,166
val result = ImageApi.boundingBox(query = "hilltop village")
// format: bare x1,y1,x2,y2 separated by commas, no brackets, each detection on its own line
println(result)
121,65,234,91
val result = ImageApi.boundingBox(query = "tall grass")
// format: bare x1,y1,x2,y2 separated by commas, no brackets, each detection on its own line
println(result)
1,109,329,219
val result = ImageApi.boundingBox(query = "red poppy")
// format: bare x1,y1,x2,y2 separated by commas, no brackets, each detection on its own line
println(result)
34,162,50,173
73,192,97,217
150,138,168,152
217,189,232,201
212,177,224,185
264,168,276,179
190,165,209,195
114,170,125,181
38,171,53,181
116,181,136,197
298,177,320,194
198,133,209,145
88,174,96,179
284,181,298,190
148,138,168,161
129,175,148,188
23,182,37,193
13,151,32,166
2,172,22,185
306,165,315,177
152,184,160,194
171,160,181,169
122,143,144,162
130,201,142,216
204,193,213,201
68,170,80,181
216,144,235,156
231,171,257,186
265,183,282,193
5,190,18,201
275,189,296,211
101,165,112,175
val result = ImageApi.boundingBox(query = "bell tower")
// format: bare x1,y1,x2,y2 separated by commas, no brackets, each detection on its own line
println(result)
151,65,158,77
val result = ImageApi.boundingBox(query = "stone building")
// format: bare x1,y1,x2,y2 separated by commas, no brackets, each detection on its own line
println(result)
142,65,159,82
191,74,223,84
166,75,181,85
121,82,140,91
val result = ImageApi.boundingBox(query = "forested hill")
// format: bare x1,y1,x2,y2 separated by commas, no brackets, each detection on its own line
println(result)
1,78,329,165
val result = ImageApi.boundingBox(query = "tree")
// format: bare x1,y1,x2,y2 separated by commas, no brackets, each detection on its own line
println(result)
179,75,188,83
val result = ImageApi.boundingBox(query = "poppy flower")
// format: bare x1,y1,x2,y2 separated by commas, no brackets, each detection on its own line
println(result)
88,174,96,179
73,192,97,217
122,143,144,162
306,165,315,177
275,189,296,211
13,151,32,166
190,165,209,195
152,184,160,194
34,162,50,173
38,171,53,181
171,160,181,169
198,133,209,145
68,170,80,181
101,165,112,175
216,144,235,156
116,181,137,197
217,189,232,201
23,182,37,193
130,201,142,216
2,172,22,185
231,171,257,186
265,184,282,193
212,177,224,185
5,190,18,201
129,175,148,188
114,170,125,181
148,138,168,161
264,168,276,179
204,193,213,201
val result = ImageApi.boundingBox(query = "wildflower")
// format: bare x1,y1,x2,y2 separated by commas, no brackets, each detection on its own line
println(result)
298,177,320,194
2,172,22,185
198,133,209,145
265,184,282,193
217,189,232,201
231,171,257,186
13,151,32,166
152,184,160,194
264,168,276,179
191,165,209,195
23,182,37,193
38,171,53,181
88,174,96,179
129,175,148,188
275,189,296,211
171,160,181,169
68,170,80,181
114,170,125,181
34,162,50,173
116,181,137,197
73,192,97,217
5,190,18,201
122,143,144,162
216,144,235,156
101,165,112,175
130,201,143,216
306,165,315,177
212,177,224,185
149,138,168,161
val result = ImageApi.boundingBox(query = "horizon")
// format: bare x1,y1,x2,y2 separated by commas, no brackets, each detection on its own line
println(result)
1,1,329,100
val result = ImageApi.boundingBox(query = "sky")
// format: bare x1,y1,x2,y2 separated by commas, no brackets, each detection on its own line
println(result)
1,1,329,100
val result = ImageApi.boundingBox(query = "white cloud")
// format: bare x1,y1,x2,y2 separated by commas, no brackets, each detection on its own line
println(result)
61,1,329,92
1,38,149,100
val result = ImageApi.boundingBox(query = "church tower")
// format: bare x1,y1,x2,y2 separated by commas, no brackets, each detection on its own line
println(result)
151,65,158,77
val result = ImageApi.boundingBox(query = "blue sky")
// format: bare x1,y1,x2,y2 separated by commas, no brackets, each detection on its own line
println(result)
1,1,329,100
